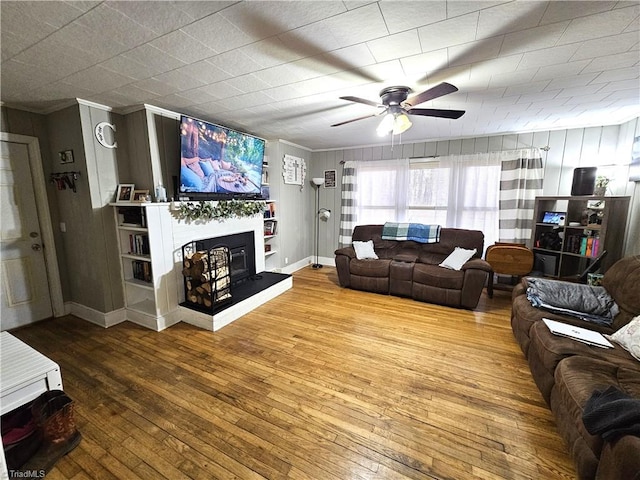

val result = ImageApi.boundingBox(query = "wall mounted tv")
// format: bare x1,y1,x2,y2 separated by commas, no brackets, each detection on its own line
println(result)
179,115,266,200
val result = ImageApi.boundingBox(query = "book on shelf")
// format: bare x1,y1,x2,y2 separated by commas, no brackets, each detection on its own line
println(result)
131,260,152,283
264,220,277,236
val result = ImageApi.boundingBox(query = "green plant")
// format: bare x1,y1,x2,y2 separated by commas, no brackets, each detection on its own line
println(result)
175,199,265,222
595,176,610,188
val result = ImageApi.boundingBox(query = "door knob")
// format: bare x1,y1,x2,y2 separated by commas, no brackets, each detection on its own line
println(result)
31,243,42,251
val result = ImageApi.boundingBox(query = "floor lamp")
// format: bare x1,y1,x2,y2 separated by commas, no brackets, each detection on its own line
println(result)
311,177,324,269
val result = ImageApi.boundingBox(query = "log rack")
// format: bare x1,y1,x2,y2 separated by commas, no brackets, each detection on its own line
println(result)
181,242,232,313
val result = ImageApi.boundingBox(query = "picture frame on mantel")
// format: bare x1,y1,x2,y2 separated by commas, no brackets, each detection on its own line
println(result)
116,184,134,202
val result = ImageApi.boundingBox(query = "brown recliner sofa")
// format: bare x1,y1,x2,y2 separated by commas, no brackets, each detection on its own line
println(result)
511,255,640,480
334,224,491,309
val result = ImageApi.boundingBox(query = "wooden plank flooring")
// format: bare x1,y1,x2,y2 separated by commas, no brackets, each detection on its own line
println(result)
10,267,577,479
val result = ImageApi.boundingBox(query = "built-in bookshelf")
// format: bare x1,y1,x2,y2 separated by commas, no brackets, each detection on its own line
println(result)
531,195,630,280
264,200,277,258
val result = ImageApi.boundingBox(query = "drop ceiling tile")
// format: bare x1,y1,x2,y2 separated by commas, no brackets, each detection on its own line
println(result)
100,55,154,81
561,92,612,105
557,5,640,45
400,49,448,76
12,40,97,78
489,67,539,87
106,83,158,103
355,59,406,84
367,30,422,63
592,66,640,84
476,1,546,38
182,12,253,54
1,31,24,62
241,38,304,69
378,1,446,34
446,1,510,18
500,22,570,56
123,44,185,76
64,65,135,93
154,70,205,91
1,1,83,30
220,1,345,36
258,64,305,88
263,84,309,102
214,91,274,110
417,12,478,53
516,90,560,104
583,51,640,73
449,36,503,67
321,3,388,47
517,44,582,70
0,5,59,52
131,78,176,97
1,60,64,94
571,31,640,60
149,30,219,63
598,78,640,92
207,50,264,77
540,1,617,24
532,60,592,81
278,22,342,58
504,80,550,96
107,1,195,35
176,87,222,104
75,3,158,49
326,44,378,70
229,74,272,94
175,61,232,85
199,82,245,100
53,23,131,60
469,55,521,80
177,1,236,20
150,92,197,109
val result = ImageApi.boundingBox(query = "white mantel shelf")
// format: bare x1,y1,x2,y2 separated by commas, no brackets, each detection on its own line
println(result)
112,203,289,332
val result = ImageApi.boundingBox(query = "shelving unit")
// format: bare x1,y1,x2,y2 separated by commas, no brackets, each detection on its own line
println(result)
531,195,630,280
264,200,277,258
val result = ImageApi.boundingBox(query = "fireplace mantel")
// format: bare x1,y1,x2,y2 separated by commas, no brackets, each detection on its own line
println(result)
113,203,290,331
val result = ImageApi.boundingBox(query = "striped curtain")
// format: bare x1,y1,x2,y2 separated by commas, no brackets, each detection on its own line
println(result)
499,149,544,245
338,161,357,247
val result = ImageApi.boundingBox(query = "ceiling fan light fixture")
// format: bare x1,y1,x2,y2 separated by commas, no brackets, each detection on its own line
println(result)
392,113,412,135
377,113,394,136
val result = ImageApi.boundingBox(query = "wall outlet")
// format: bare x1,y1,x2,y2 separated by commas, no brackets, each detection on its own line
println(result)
59,222,66,232
285,257,289,265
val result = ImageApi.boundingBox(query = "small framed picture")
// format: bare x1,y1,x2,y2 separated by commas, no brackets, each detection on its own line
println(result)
116,184,135,202
58,150,74,164
324,169,336,188
132,189,149,202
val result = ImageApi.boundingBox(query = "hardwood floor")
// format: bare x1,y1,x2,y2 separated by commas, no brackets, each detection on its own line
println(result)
10,267,576,480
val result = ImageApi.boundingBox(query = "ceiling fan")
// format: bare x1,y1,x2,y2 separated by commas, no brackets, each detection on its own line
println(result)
331,82,465,136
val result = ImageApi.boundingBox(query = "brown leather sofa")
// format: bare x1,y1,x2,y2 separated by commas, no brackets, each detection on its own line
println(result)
334,224,491,309
511,255,640,480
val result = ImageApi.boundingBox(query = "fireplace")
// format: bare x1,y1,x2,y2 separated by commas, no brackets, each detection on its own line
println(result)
181,232,256,313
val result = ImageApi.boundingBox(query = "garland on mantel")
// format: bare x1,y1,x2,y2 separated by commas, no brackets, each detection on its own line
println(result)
176,200,265,222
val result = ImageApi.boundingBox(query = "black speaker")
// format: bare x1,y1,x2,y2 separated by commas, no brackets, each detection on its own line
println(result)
571,167,596,196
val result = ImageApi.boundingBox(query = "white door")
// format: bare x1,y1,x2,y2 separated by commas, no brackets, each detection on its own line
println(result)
0,140,53,329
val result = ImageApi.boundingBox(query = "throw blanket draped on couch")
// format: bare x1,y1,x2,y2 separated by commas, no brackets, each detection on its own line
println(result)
382,222,441,244
525,277,619,326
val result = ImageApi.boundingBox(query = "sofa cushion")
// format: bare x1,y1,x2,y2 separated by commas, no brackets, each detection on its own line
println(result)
602,255,640,322
439,247,476,270
413,264,464,290
349,258,391,277
353,240,378,260
607,315,640,361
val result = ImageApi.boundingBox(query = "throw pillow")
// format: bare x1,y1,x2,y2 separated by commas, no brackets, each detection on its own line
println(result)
606,315,640,361
353,240,378,260
439,247,476,270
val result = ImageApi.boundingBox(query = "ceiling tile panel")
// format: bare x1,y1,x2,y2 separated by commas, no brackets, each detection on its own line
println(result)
321,3,389,47
540,1,617,24
571,31,640,60
277,23,342,58
241,38,305,69
1,59,65,93
154,70,206,91
123,44,186,75
107,1,195,34
183,13,254,54
176,1,236,20
207,50,265,77
367,30,422,63
532,60,591,81
199,82,244,100
500,22,570,56
446,1,509,18
175,87,222,105
582,51,640,73
227,74,272,94
63,65,135,93
504,80,551,97
417,12,478,53
448,36,503,67
591,66,640,84
378,1,446,34
149,30,219,63
75,3,159,48
557,5,640,44
476,1,547,38
400,49,448,76
131,78,177,97
52,22,131,60
100,55,155,81
173,61,231,85
517,44,582,70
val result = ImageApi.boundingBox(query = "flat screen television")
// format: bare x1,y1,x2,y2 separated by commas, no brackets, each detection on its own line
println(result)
179,115,266,199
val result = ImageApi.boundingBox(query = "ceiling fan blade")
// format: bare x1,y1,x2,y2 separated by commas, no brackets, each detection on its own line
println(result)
339,96,381,108
404,82,459,107
407,108,466,119
331,112,382,127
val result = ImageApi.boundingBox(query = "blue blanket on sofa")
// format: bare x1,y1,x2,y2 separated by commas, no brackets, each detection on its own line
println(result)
381,222,441,244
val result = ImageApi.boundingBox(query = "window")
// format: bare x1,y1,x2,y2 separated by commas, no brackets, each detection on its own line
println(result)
355,155,501,249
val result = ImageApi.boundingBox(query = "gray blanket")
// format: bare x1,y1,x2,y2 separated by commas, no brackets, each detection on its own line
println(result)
583,386,640,440
526,277,618,326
